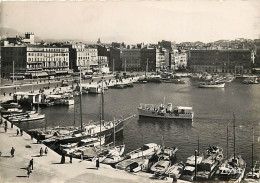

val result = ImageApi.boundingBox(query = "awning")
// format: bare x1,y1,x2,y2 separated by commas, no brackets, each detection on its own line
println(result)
55,70,68,74
31,72,48,77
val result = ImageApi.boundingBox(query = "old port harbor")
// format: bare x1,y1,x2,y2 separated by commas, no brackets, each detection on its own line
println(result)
1,72,259,183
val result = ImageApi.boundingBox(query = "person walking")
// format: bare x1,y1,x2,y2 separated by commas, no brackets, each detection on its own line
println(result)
11,122,13,128
4,126,7,133
40,147,43,157
10,147,15,157
44,147,48,156
96,158,100,170
27,165,31,178
16,129,19,136
4,121,7,127
61,153,65,164
81,151,84,161
20,129,23,136
69,153,73,163
29,158,34,170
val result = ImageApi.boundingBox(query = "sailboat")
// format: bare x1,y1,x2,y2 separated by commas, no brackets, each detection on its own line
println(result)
100,118,126,165
83,76,135,138
214,115,246,183
150,136,178,175
244,127,260,182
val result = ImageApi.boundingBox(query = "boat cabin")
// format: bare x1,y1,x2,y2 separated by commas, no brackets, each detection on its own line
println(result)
14,92,42,104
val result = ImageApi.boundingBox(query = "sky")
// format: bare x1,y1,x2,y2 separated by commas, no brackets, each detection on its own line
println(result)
1,0,260,44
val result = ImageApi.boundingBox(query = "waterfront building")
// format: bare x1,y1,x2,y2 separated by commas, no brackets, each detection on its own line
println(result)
66,43,98,73
121,49,141,71
170,50,188,71
140,47,156,72
1,42,70,78
97,56,109,73
1,45,27,78
188,49,252,74
141,47,165,72
109,47,122,72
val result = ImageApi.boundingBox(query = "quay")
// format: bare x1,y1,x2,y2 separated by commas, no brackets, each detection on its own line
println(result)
0,117,189,183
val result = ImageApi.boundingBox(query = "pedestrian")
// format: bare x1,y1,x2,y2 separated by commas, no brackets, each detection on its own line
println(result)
20,129,23,136
40,147,43,157
61,153,65,164
4,121,7,127
69,153,73,163
3,92,6,96
44,147,48,156
4,126,7,133
27,165,31,178
81,151,84,161
10,147,15,157
96,158,99,170
16,129,19,136
29,158,34,170
11,122,13,128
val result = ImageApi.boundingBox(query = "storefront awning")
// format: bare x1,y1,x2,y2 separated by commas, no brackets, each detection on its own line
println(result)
31,72,48,77
55,70,68,74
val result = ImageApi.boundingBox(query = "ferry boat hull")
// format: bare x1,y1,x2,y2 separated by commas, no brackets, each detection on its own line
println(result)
138,108,194,120
198,83,225,88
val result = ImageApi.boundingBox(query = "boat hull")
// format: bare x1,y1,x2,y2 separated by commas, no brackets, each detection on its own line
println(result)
198,83,225,88
138,108,194,120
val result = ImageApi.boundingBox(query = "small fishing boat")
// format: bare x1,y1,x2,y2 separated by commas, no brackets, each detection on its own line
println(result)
125,158,149,172
10,112,45,123
179,154,204,182
125,143,161,159
165,162,185,179
244,161,260,182
214,115,246,183
1,108,23,115
150,147,178,175
1,102,21,109
215,155,246,183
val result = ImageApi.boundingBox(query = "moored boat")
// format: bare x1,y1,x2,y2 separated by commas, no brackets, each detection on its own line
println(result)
150,147,178,175
9,112,45,123
125,143,161,159
165,162,185,179
138,103,194,120
244,161,260,182
198,81,225,88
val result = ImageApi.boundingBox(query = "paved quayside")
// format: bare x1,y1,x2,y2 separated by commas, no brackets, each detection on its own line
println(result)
0,118,189,183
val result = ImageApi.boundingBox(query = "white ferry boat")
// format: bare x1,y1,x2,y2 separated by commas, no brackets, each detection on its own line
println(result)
138,103,194,120
198,81,225,88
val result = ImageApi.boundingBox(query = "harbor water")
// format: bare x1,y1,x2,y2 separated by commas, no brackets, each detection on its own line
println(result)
16,78,260,169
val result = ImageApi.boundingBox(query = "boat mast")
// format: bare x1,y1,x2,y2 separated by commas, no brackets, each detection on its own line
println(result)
233,114,236,158
227,125,229,158
99,75,104,149
142,134,144,159
252,127,254,176
113,117,116,148
12,60,15,89
79,63,83,131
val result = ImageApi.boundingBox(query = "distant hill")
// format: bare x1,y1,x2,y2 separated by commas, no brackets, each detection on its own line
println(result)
0,27,41,41
0,27,23,39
